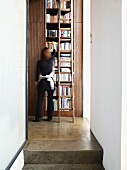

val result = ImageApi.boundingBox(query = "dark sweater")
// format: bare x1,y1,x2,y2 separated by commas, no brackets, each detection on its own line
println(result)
35,49,55,91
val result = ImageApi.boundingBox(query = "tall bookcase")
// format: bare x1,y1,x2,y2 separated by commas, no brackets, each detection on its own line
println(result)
45,0,74,123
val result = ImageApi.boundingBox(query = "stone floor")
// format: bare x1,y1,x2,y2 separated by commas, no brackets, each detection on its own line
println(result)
28,117,95,142
23,117,104,170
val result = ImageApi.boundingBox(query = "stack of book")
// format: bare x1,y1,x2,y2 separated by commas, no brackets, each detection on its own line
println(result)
46,0,58,8
60,86,71,96
46,30,58,37
60,42,71,50
46,14,58,22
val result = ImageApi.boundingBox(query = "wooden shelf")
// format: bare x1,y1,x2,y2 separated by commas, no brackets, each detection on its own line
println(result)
60,82,72,84
60,28,71,30
60,50,71,53
60,108,72,110
60,72,71,74
60,38,71,42
60,96,72,98
60,60,72,62
60,8,71,11
60,18,71,20
60,66,71,68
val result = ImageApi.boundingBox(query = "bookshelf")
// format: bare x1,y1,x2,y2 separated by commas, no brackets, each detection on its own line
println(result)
45,0,74,122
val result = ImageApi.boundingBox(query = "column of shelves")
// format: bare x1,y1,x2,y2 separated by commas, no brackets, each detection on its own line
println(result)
45,0,74,122
58,0,74,122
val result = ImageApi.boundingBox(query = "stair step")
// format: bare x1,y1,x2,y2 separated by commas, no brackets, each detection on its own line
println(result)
23,164,105,170
24,140,103,164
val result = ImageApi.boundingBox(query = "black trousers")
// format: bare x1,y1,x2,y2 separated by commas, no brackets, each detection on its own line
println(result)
36,89,54,120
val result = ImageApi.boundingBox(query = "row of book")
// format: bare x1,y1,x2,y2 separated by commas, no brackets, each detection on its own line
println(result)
46,0,58,8
60,86,71,96
54,62,71,67
46,42,71,51
60,62,71,66
54,73,71,81
53,98,72,111
60,74,71,81
46,29,71,38
46,31,71,38
46,41,58,51
60,98,72,109
54,58,71,67
60,0,71,9
46,14,58,23
46,30,58,37
54,54,71,67
46,13,71,23
46,0,71,9
60,42,71,50
53,86,71,96
60,30,71,37
54,67,71,72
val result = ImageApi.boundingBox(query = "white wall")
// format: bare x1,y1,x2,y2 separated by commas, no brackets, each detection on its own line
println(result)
91,0,122,170
83,0,91,120
121,0,127,169
10,151,24,170
0,0,26,169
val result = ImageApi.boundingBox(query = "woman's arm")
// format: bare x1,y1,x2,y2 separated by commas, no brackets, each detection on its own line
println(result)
51,42,56,60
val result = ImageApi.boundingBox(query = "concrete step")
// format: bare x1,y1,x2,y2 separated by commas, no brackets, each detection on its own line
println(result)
23,164,105,170
24,140,103,164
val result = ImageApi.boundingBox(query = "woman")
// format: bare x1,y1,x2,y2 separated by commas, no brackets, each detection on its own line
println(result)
33,46,56,122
